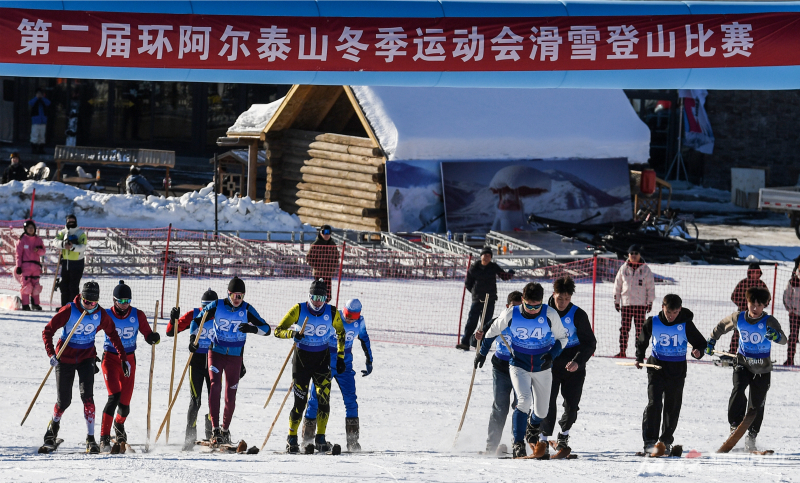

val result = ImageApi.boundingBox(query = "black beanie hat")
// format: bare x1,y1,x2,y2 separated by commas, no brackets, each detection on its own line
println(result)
228,276,246,293
202,288,218,303
480,247,493,256
113,280,132,300
82,281,100,302
310,278,327,296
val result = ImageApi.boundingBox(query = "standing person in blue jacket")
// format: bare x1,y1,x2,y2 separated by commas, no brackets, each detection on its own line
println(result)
166,288,219,450
198,276,270,445
28,88,50,154
274,278,346,454
303,298,374,452
540,277,597,458
476,282,568,459
635,294,706,457
475,290,522,455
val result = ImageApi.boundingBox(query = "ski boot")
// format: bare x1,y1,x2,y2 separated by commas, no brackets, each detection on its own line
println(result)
21,305,31,311
211,428,223,445
551,433,571,459
286,435,300,454
525,422,546,458
345,417,361,452
43,420,60,446
31,303,42,311
86,435,100,454
512,441,527,458
99,435,114,453
745,431,757,452
113,420,127,444
220,429,232,445
314,434,333,453
302,418,317,447
204,414,213,440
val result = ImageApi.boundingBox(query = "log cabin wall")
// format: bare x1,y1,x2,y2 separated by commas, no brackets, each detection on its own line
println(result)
266,129,387,231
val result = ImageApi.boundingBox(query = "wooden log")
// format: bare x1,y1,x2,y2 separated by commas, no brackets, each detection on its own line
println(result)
282,172,382,193
283,154,384,175
299,214,382,232
285,146,384,167
284,129,376,149
297,207,382,227
293,197,383,217
284,137,383,158
294,165,381,183
295,182,382,201
281,189,381,209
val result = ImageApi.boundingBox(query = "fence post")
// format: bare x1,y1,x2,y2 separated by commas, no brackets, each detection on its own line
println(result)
591,254,597,333
159,224,173,319
334,239,347,307
456,254,473,344
771,262,778,315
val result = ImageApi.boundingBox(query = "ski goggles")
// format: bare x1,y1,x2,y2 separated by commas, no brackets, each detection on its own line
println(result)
309,294,326,303
320,227,332,235
201,300,213,307
114,298,131,305
343,309,361,321
523,301,543,311
81,296,98,306
229,292,244,301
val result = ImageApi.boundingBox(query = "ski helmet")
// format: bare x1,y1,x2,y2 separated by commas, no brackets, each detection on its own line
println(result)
81,281,100,302
113,280,132,301
201,288,218,306
343,299,362,320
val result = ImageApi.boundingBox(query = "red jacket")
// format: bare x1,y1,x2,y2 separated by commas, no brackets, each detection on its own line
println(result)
42,295,128,365
166,309,196,335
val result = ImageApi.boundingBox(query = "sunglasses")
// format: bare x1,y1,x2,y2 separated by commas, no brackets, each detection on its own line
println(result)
81,297,98,306
114,298,131,305
629,251,640,256
229,292,244,300
523,302,543,311
310,294,326,303
321,229,331,235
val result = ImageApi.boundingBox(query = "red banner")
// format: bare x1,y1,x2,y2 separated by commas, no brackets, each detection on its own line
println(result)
2,8,800,72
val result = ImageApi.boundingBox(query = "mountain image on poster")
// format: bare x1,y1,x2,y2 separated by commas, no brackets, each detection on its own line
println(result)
385,161,446,233
441,159,631,233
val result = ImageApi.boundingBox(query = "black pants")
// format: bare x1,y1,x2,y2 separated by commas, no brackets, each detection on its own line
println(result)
487,362,516,450
462,297,496,346
55,358,95,412
290,349,332,436
60,258,85,307
642,370,685,446
729,365,771,435
186,352,211,441
541,368,586,437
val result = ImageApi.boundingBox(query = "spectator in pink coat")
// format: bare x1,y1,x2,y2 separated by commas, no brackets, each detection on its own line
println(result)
15,220,46,311
613,244,655,358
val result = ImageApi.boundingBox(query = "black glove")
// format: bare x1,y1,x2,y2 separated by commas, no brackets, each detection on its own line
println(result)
240,363,247,379
361,360,373,377
540,353,553,370
94,356,101,374
146,332,160,345
170,307,181,321
166,324,176,337
54,277,60,292
614,303,620,313
15,267,22,275
122,360,131,378
188,335,197,353
336,357,346,374
646,303,653,313
474,353,486,369
239,323,258,334
293,330,305,343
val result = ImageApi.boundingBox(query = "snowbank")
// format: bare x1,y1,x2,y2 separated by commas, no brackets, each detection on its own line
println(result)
0,180,313,232
350,86,651,163
226,98,284,136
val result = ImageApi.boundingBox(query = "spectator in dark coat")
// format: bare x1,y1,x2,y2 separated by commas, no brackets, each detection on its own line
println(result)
125,166,155,196
2,152,28,183
307,225,339,301
28,88,50,154
728,263,769,354
458,247,514,350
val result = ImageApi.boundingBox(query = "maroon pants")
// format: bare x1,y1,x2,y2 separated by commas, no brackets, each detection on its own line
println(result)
787,313,800,364
619,305,647,355
207,351,242,430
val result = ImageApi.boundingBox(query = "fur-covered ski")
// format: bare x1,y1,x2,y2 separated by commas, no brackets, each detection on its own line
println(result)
751,450,775,455
636,444,683,458
196,439,258,454
38,438,64,454
717,408,757,453
302,443,341,455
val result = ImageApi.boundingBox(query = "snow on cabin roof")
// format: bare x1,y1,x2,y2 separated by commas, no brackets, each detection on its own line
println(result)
350,86,651,164
226,98,284,136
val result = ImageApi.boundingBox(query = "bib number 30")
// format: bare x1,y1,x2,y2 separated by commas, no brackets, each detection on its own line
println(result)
740,330,763,344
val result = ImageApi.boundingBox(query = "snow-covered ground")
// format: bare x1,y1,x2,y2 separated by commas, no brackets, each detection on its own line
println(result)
2,309,799,482
0,180,313,233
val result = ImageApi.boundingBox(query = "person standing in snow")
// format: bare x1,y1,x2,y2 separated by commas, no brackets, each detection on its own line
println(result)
781,258,800,366
307,225,339,301
635,294,705,457
614,244,655,358
728,263,768,355
458,247,514,351
53,215,87,308
29,88,50,154
706,287,786,452
15,220,46,311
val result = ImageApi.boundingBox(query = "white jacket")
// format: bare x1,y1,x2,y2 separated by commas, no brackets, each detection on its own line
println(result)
614,261,655,307
783,280,800,315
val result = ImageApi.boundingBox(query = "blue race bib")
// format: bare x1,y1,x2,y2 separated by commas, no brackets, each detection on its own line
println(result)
650,314,688,362
509,305,555,356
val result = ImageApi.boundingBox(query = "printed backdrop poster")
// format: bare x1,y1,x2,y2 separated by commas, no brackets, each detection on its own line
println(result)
441,158,632,233
386,161,446,233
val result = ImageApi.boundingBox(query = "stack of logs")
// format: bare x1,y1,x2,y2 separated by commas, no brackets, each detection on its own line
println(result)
267,129,387,231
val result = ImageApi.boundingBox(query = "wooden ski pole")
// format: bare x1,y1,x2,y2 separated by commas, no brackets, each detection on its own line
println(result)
154,310,209,444
166,266,181,444
263,317,309,409
145,301,159,453
616,362,662,369
260,383,293,451
48,252,62,311
453,295,490,446
21,310,88,426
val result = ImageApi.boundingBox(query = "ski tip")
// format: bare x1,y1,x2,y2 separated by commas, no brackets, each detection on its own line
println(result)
331,444,342,456
304,444,315,455
247,446,260,455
